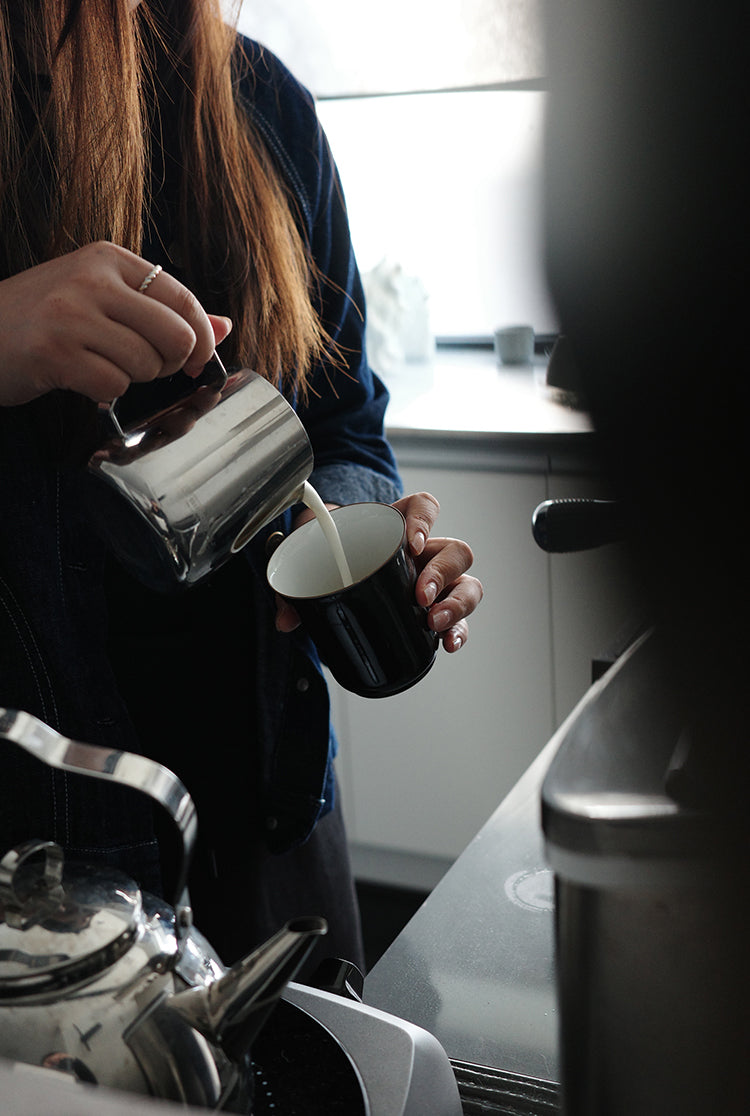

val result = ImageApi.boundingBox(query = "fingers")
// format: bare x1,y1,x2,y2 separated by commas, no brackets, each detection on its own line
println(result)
392,491,440,555
0,242,233,407
415,535,475,605
427,570,483,644
58,352,136,405
441,617,471,654
83,316,165,386
427,571,483,653
391,492,483,654
110,247,219,378
414,536,483,652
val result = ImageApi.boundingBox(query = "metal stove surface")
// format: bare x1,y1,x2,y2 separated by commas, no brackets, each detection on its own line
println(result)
0,986,462,1116
279,983,463,1116
252,999,365,1115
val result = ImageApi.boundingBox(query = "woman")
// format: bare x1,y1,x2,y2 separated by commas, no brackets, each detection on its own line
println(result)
0,0,482,971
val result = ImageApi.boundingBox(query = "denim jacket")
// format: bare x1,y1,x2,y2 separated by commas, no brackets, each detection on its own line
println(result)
0,39,401,876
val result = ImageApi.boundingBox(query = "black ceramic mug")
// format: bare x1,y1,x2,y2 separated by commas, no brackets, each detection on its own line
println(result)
266,503,438,698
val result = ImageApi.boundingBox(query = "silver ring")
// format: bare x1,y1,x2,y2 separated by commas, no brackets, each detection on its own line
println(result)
138,263,163,293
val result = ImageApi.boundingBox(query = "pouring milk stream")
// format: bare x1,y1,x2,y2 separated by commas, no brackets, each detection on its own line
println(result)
300,481,353,589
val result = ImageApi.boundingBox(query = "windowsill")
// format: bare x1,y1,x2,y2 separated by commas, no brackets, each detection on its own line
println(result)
381,347,593,440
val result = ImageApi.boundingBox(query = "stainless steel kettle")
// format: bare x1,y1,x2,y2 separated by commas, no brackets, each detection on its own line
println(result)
0,708,326,1109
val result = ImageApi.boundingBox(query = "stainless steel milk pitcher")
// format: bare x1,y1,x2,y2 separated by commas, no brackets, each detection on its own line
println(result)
86,363,313,592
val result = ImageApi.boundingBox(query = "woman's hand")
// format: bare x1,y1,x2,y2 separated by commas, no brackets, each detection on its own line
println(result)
394,491,482,653
0,241,231,407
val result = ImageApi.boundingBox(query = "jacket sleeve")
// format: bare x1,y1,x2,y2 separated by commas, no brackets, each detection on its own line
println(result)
237,40,403,507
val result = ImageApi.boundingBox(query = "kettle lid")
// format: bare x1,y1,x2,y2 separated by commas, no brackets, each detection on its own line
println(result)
0,839,144,1000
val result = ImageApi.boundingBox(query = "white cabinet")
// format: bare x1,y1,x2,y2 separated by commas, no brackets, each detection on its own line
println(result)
330,437,640,890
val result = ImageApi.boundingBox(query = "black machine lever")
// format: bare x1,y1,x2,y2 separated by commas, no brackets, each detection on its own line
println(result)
531,498,627,553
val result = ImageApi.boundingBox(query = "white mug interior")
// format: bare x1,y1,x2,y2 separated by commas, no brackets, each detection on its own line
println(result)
267,503,405,599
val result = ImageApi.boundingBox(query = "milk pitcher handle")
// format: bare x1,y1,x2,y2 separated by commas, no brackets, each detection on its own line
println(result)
0,708,196,941
107,350,230,439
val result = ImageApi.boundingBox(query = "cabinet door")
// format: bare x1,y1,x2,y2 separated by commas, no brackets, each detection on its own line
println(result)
330,464,554,880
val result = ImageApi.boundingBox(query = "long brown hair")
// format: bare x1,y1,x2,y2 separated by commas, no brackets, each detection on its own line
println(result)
0,0,325,395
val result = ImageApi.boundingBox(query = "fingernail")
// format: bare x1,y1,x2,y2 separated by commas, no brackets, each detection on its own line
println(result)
431,609,452,632
423,580,438,606
412,530,426,555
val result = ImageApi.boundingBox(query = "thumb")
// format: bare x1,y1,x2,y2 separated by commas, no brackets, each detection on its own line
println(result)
209,314,233,346
275,595,301,633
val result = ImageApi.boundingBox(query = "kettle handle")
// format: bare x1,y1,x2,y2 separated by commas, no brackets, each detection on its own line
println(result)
0,708,196,942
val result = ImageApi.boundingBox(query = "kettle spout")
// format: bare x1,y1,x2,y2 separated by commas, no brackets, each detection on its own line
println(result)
169,915,327,1059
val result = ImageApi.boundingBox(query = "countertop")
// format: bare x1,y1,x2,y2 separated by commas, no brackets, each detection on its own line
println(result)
363,727,561,1084
381,348,593,443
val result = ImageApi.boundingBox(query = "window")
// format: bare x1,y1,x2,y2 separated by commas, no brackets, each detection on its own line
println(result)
235,1,557,342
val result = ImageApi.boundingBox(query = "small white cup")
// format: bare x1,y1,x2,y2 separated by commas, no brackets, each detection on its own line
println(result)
494,324,535,365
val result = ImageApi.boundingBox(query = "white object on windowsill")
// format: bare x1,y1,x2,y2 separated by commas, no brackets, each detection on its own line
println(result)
363,259,435,378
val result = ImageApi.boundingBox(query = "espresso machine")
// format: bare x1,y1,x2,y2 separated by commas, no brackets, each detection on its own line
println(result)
540,0,750,1108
